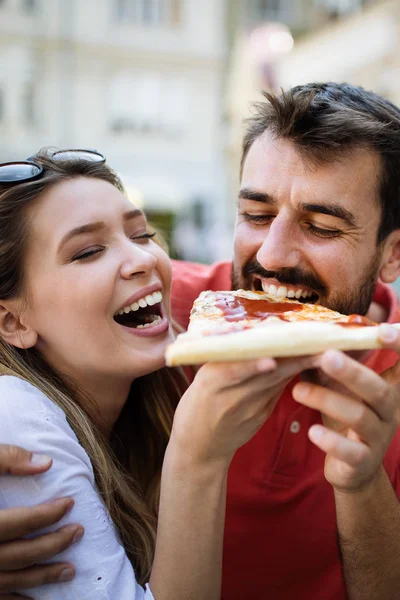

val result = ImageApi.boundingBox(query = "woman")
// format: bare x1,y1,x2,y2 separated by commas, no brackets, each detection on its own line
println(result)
0,149,314,599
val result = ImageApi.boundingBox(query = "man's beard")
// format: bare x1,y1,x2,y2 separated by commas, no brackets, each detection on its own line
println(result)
231,250,382,316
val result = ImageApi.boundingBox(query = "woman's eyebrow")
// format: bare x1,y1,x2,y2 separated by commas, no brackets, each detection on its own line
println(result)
58,210,146,251
58,221,106,251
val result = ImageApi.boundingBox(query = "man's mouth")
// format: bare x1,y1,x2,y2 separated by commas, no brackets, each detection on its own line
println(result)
254,278,320,304
113,290,163,329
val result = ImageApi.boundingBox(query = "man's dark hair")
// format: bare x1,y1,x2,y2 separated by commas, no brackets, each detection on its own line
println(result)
241,82,400,243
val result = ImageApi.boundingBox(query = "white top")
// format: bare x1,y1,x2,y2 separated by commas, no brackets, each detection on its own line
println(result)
0,376,155,600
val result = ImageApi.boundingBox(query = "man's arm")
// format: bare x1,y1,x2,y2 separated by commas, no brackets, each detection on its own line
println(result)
0,444,80,598
335,466,400,600
292,324,400,600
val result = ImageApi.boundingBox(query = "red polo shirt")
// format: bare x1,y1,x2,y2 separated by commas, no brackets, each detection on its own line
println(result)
171,259,400,600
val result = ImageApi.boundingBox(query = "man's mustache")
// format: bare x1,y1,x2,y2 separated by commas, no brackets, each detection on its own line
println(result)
243,260,327,295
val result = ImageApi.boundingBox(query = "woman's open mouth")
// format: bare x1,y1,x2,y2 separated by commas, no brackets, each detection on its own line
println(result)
113,290,169,334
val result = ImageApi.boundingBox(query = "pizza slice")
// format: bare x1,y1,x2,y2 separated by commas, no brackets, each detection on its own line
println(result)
165,289,399,366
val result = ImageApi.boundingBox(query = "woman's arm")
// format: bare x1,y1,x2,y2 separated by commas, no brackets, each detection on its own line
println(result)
0,377,152,600
150,354,318,599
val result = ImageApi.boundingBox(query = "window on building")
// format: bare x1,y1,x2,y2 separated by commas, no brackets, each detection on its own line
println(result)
245,0,289,22
0,88,4,123
115,0,180,26
22,82,36,126
21,0,37,12
109,72,187,137
314,0,368,17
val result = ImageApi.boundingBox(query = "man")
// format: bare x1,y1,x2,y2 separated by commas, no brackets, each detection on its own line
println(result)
1,82,400,599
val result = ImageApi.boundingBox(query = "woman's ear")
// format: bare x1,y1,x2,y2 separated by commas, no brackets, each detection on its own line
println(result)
0,303,37,349
379,230,400,284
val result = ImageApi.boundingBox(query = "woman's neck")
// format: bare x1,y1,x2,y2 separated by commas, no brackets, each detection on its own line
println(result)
64,369,133,438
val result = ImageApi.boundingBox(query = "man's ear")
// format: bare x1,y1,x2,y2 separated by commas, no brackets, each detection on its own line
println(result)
0,303,37,349
379,230,400,284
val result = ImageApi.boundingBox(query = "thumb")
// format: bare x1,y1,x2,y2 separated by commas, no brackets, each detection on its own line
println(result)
0,444,52,475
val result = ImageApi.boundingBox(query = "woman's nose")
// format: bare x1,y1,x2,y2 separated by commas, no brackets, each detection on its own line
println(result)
120,241,157,280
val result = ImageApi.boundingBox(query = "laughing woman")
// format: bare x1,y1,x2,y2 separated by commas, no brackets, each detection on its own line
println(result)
0,150,287,600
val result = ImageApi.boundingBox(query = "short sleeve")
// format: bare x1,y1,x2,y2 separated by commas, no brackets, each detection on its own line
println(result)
0,376,155,600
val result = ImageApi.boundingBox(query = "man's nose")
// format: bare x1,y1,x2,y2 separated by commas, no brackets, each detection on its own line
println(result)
256,217,300,271
120,241,157,280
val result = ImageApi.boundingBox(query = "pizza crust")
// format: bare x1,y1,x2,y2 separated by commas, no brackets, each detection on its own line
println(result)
166,318,400,366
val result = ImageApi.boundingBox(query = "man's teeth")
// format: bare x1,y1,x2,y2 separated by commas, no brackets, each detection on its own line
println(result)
261,282,313,299
115,291,162,316
136,316,162,329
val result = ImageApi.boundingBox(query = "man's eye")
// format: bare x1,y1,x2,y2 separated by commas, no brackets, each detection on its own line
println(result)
307,224,342,238
130,232,156,243
243,213,274,224
71,247,105,261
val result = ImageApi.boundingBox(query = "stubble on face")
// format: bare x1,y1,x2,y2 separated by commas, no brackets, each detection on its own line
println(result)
231,246,383,316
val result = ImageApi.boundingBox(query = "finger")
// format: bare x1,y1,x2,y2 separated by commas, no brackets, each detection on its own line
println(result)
307,424,371,466
202,357,277,386
0,498,75,543
293,382,381,443
0,562,75,593
223,353,317,389
377,324,400,387
0,524,84,571
269,354,320,385
0,446,52,476
318,350,394,422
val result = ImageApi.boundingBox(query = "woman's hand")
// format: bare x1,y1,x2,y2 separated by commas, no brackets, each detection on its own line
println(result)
171,354,317,467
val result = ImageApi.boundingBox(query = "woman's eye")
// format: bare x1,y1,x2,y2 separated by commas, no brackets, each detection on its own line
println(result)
130,232,156,243
307,224,341,238
71,247,105,261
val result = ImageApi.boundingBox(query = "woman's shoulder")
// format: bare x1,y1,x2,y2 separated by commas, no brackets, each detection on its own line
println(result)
0,374,66,419
0,375,86,458
0,375,95,498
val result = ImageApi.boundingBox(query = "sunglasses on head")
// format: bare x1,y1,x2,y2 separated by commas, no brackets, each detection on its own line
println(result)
0,149,106,185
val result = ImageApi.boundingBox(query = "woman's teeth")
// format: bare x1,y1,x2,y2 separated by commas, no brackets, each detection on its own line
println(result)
261,282,313,300
115,291,162,316
136,316,163,329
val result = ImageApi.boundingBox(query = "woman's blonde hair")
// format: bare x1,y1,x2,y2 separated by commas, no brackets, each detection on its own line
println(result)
0,151,187,584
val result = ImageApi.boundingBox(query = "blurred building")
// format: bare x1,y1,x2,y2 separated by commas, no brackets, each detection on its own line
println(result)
0,0,233,261
1,0,399,264
226,0,400,190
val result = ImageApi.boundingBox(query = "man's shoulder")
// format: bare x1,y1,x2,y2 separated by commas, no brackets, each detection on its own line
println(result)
171,259,232,289
171,260,232,330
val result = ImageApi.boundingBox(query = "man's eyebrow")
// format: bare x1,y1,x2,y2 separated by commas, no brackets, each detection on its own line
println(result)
300,203,357,228
59,209,145,249
238,188,275,204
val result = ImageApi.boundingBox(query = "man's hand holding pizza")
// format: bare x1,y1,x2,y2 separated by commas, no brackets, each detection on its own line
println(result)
292,322,400,492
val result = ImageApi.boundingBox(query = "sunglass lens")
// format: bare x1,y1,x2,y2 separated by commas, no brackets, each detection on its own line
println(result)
0,162,42,183
52,150,105,163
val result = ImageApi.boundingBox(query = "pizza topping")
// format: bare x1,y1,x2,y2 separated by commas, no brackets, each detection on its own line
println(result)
338,314,376,327
215,292,302,323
